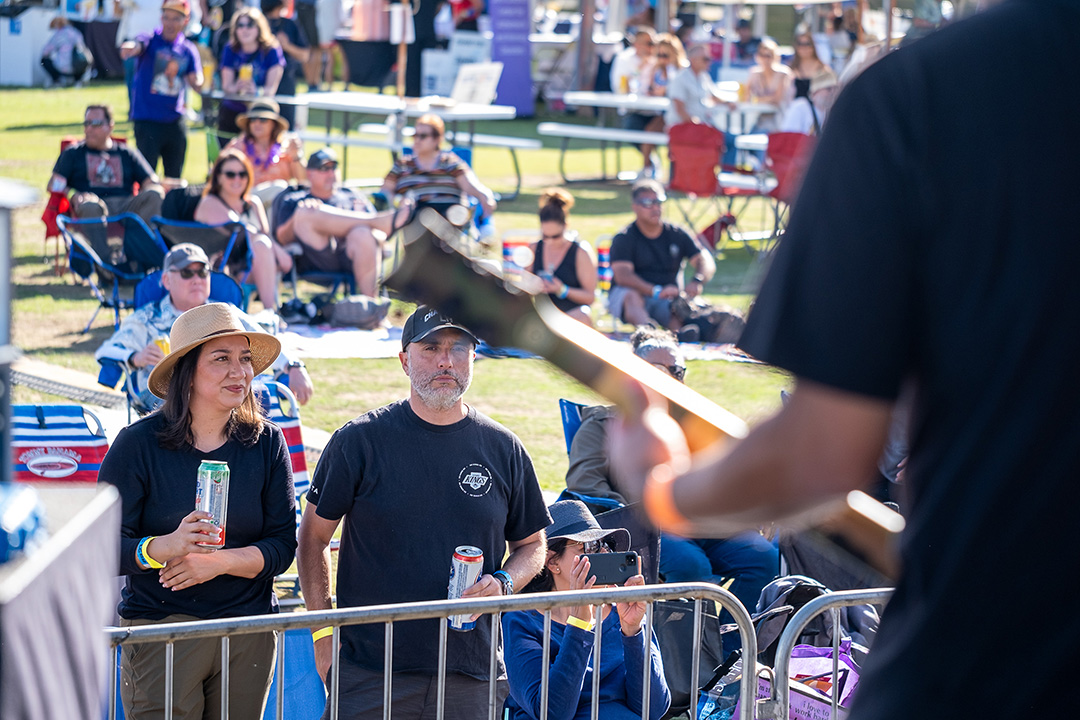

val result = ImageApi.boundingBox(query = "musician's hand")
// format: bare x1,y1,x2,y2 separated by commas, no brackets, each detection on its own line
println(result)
608,379,691,506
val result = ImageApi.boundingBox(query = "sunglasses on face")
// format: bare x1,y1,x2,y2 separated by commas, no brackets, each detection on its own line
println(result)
574,539,614,554
656,52,671,59
250,117,272,124
651,362,686,382
84,119,108,127
171,266,210,279
235,20,256,28
635,197,664,208
796,40,813,47
413,132,437,140
311,163,337,171
221,169,248,179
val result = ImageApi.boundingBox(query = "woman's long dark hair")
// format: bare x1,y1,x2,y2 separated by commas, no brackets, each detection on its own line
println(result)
521,538,571,594
156,343,265,450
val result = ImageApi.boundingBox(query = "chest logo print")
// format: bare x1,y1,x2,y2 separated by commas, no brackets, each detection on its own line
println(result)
458,463,493,497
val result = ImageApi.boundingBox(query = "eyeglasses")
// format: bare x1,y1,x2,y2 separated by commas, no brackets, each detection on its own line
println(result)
656,53,671,59
795,40,813,47
221,169,248,179
170,266,210,279
634,197,664,208
651,362,686,382
310,163,337,171
413,132,437,140
83,119,108,127
234,20,256,28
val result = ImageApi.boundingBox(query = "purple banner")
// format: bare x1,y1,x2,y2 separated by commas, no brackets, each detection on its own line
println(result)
490,0,534,117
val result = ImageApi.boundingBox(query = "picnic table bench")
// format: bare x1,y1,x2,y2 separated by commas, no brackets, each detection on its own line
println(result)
537,122,669,183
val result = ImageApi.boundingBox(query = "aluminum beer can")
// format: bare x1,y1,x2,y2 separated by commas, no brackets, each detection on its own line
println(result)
195,460,229,547
447,546,484,631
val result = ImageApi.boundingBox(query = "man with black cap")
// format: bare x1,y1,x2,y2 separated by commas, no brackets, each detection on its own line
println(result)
298,305,550,718
96,243,313,412
273,147,409,297
609,179,715,330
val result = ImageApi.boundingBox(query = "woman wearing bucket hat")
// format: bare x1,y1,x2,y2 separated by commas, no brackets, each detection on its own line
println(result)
226,98,306,194
501,500,671,720
99,302,297,720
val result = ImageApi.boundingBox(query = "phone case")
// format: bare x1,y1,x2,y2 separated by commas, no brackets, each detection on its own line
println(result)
583,551,640,586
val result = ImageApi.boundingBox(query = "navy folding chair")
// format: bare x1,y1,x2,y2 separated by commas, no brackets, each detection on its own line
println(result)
58,213,168,332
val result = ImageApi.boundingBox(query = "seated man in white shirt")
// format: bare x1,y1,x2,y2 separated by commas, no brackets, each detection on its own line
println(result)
96,243,314,412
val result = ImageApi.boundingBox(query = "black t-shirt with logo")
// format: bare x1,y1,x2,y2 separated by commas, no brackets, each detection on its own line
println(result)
52,141,155,198
308,399,550,678
610,221,701,288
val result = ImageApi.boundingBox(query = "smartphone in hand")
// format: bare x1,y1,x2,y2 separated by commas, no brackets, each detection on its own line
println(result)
583,551,640,586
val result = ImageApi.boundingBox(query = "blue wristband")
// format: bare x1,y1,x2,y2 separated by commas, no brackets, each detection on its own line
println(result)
492,570,514,595
557,284,570,300
652,284,663,298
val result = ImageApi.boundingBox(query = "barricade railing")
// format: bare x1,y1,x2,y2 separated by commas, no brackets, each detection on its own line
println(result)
757,587,894,720
105,581,755,720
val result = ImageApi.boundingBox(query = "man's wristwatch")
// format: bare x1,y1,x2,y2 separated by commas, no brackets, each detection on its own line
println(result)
492,570,514,596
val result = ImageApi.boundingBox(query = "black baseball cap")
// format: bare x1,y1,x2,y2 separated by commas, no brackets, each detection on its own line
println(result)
401,305,478,351
306,147,338,170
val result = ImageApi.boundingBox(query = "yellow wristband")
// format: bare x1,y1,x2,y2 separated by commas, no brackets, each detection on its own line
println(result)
139,536,165,569
566,616,594,631
311,627,334,642
642,464,691,532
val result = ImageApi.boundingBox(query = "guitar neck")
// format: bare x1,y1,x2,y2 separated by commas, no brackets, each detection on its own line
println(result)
386,211,901,577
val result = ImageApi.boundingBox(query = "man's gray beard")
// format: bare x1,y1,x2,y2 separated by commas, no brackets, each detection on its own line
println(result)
409,366,471,412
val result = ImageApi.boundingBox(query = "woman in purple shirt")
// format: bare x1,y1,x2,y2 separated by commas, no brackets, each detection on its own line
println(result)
217,7,285,143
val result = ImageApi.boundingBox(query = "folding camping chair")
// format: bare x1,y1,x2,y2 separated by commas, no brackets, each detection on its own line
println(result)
713,131,814,257
255,380,310,529
557,398,661,584
57,212,170,332
11,404,110,483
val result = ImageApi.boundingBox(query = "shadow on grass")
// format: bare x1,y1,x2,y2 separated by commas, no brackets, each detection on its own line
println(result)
33,330,112,356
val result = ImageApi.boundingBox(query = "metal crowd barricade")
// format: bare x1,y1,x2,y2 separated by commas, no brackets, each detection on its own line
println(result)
757,588,894,720
106,581,756,720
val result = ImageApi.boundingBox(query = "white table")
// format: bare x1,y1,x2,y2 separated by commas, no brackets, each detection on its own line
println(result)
734,133,769,153
562,91,776,134
295,91,518,175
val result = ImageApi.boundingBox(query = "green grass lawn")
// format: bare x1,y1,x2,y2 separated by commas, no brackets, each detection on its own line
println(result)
1,81,789,493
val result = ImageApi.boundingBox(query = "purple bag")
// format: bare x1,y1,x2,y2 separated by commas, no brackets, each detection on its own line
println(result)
788,639,862,707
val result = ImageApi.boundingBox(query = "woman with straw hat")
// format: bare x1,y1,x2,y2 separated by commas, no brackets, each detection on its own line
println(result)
225,98,306,198
99,302,297,720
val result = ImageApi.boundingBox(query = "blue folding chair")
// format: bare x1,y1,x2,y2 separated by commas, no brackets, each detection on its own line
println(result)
151,215,255,307
57,213,169,332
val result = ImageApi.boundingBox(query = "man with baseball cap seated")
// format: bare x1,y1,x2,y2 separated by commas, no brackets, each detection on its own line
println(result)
272,147,411,298
96,243,314,413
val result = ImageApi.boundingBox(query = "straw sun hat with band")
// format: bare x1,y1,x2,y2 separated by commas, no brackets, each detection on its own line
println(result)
236,99,289,134
147,303,281,399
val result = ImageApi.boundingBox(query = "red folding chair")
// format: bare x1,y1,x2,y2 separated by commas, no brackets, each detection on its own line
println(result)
667,123,728,250
714,132,815,257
